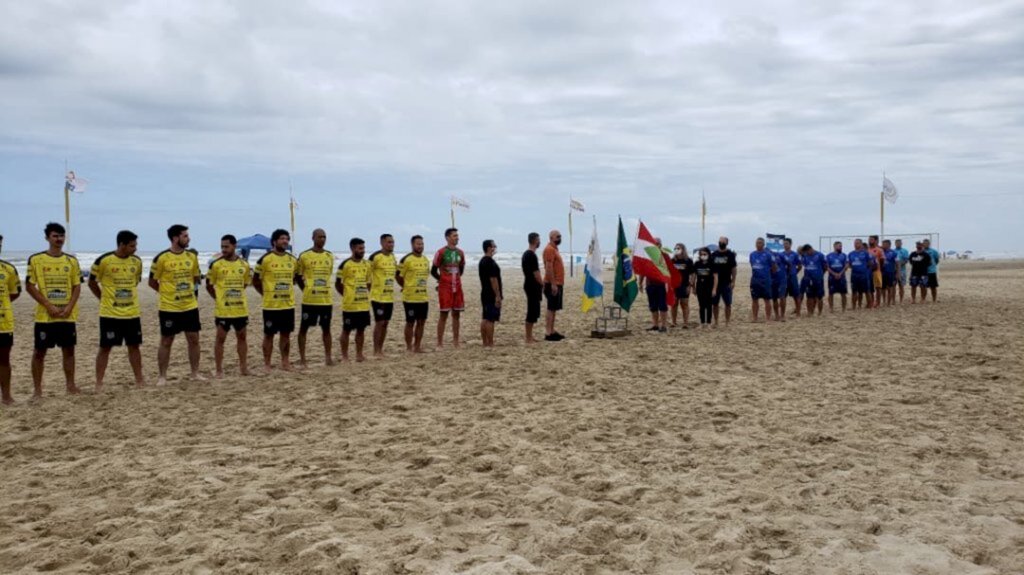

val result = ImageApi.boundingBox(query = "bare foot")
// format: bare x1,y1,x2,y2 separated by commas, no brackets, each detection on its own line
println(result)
191,372,208,382
262,365,273,375
1,397,15,406
94,384,104,394
325,358,336,367
340,355,350,363
156,377,168,387
135,380,147,388
356,355,366,362
280,363,294,372
240,368,251,377
66,385,81,395
215,370,225,380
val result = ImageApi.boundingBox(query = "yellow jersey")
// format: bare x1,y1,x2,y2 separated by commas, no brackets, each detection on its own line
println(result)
296,249,335,307
27,251,82,323
368,250,397,303
337,258,371,312
398,253,431,304
90,252,143,319
151,249,201,312
208,256,252,318
0,260,22,334
254,251,298,310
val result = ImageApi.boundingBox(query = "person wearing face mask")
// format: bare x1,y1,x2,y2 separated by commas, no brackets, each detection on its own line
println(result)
692,247,717,329
710,236,737,327
670,243,693,328
542,230,566,341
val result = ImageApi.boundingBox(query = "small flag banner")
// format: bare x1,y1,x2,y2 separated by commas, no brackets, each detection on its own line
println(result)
882,176,898,203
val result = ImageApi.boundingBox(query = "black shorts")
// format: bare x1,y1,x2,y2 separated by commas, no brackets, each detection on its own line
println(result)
300,304,332,329
0,333,12,349
403,302,428,322
544,283,563,312
372,302,394,322
928,272,939,288
99,317,143,348
525,288,542,324
263,309,295,335
215,317,249,332
482,302,501,322
674,285,690,300
342,311,371,331
34,322,77,350
159,309,201,337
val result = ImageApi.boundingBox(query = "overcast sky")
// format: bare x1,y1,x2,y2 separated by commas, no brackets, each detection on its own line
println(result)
2,0,1021,255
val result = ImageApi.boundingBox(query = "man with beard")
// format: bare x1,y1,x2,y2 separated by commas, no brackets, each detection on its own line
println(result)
149,224,204,385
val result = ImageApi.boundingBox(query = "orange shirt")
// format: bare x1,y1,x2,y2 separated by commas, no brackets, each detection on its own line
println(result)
868,246,885,270
543,243,565,286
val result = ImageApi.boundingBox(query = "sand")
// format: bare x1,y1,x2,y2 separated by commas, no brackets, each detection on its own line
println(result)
0,260,1022,574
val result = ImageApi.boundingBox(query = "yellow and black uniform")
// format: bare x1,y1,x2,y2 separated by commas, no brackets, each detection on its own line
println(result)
26,251,82,349
151,249,202,336
254,251,298,335
337,257,371,331
296,248,334,330
208,256,252,332
0,259,22,348
398,252,431,322
90,252,144,348
368,250,397,322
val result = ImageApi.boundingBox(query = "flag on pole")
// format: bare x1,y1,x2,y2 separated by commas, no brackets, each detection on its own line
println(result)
613,217,638,311
65,171,87,194
569,198,585,212
882,176,898,203
451,196,471,210
581,218,603,312
289,195,299,234
631,221,672,282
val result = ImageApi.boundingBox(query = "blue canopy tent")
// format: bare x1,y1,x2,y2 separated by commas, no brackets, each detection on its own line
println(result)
236,234,273,261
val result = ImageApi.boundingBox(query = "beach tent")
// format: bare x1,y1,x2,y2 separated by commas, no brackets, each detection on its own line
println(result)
236,234,273,261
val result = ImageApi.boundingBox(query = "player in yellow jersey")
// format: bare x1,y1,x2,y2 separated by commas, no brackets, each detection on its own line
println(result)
253,229,298,372
206,234,252,378
335,237,371,362
296,228,335,367
88,230,145,391
369,233,397,358
25,222,82,397
0,233,23,404
396,235,430,353
149,224,204,385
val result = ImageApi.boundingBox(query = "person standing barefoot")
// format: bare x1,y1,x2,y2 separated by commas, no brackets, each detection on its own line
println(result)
150,224,205,385
431,228,466,349
336,238,372,362
397,235,431,353
89,230,145,391
0,238,22,404
206,235,252,378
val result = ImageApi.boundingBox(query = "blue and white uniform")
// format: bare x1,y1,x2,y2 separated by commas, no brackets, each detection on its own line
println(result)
749,250,774,300
826,251,848,295
800,251,827,298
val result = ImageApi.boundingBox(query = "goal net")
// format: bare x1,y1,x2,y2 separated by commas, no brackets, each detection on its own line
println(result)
818,232,941,254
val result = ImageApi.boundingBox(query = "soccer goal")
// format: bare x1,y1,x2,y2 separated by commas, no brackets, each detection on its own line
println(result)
819,232,941,254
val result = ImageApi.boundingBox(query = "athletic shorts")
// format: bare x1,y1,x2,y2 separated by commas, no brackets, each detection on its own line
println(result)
215,317,248,332
851,274,871,294
263,309,295,335
872,271,882,290
0,333,13,349
482,302,501,322
372,302,394,322
928,272,939,288
787,275,801,298
342,311,371,331
99,317,143,348
802,276,825,299
898,266,908,286
712,284,733,306
910,275,929,288
882,271,896,288
772,276,787,300
544,283,564,312
646,283,668,312
300,304,332,329
674,284,690,300
525,288,542,323
750,278,772,300
828,275,848,295
438,286,465,312
159,309,201,337
34,322,77,350
403,302,428,322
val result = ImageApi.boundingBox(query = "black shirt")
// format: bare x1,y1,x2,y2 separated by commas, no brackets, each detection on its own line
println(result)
908,251,932,276
710,249,737,284
480,255,502,305
672,256,694,285
521,250,540,291
693,260,715,293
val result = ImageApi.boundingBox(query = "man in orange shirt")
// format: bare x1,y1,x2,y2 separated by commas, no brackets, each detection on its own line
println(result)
542,230,565,341
867,235,885,309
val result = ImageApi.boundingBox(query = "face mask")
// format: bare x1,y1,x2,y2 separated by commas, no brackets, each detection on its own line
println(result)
718,242,727,250
554,238,562,246
674,248,683,255
699,255,708,261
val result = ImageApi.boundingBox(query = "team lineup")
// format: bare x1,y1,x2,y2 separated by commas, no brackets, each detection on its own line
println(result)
0,223,941,404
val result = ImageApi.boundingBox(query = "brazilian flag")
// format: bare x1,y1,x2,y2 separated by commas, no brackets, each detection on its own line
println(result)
613,216,638,311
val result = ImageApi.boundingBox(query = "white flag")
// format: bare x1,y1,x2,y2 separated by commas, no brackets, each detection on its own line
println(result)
570,198,585,212
581,221,603,312
451,196,470,210
882,176,898,203
65,171,88,194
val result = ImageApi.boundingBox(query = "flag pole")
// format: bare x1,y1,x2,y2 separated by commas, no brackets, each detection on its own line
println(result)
568,196,574,278
289,181,295,237
701,189,706,248
450,197,456,228
880,172,885,242
64,159,71,250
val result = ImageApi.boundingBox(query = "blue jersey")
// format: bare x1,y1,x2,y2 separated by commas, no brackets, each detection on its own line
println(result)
848,250,872,277
926,248,940,273
883,249,898,274
826,252,847,273
801,251,826,280
894,247,909,267
771,251,787,283
749,250,774,281
780,250,801,277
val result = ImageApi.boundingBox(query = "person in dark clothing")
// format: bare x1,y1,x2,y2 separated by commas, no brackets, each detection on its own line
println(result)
692,247,718,329
670,243,693,328
521,232,543,343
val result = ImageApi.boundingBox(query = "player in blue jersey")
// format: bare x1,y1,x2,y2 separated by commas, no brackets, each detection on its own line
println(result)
770,249,788,322
825,241,849,312
893,239,909,303
881,239,899,306
848,239,873,310
923,238,940,302
799,244,826,316
748,237,775,323
779,239,803,318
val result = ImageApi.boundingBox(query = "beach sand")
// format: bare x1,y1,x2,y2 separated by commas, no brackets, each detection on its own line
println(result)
0,260,1022,574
